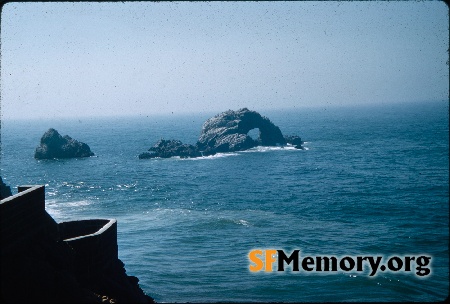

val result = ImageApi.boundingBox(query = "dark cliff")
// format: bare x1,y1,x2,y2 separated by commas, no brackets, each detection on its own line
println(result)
0,177,12,199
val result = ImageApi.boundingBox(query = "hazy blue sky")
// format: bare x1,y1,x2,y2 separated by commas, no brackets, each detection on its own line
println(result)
1,1,448,119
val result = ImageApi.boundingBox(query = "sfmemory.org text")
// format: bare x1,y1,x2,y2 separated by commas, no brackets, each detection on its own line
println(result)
248,249,431,277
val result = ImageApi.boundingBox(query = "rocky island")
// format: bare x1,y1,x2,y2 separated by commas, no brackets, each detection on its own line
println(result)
35,128,95,159
139,108,303,159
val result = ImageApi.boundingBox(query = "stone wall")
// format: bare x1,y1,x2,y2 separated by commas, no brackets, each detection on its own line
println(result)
0,185,58,251
59,219,119,277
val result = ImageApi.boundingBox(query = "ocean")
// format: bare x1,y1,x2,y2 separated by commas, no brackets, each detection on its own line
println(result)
1,100,448,302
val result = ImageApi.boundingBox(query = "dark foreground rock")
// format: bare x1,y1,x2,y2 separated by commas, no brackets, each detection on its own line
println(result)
35,128,95,159
139,108,303,159
0,177,12,199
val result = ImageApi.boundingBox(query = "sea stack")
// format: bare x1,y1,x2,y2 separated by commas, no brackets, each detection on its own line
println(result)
196,108,287,155
34,128,95,159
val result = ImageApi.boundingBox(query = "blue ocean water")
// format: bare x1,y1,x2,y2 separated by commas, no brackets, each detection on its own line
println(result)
1,101,448,302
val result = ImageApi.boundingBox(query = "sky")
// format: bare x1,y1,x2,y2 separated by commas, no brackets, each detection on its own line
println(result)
0,1,448,119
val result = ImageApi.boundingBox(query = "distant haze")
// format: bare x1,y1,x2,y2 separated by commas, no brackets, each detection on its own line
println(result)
1,1,448,119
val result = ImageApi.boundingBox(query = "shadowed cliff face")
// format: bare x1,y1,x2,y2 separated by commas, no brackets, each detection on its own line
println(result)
34,128,95,159
0,177,12,199
139,108,303,159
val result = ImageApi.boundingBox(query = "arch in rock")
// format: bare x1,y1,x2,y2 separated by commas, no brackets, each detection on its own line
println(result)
247,128,260,141
197,108,286,153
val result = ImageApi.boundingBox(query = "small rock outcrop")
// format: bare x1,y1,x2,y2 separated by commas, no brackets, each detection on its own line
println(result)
35,128,94,159
284,135,305,149
139,108,303,159
139,139,201,159
0,177,12,199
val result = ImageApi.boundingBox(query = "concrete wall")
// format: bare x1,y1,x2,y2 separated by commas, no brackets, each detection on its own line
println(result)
59,219,118,275
1,186,118,272
0,185,58,252
0,185,154,303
